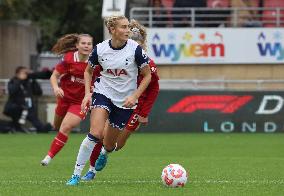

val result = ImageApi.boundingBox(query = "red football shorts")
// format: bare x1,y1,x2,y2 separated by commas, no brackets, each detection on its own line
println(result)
55,98,85,119
125,112,140,132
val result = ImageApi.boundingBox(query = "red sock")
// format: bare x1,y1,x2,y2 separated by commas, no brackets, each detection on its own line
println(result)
89,142,103,167
48,132,68,158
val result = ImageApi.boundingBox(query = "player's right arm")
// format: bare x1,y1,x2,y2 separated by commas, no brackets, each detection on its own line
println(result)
82,47,97,112
50,69,64,98
51,54,70,98
81,64,94,112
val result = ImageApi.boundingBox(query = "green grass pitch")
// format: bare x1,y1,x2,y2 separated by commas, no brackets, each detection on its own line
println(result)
0,133,284,196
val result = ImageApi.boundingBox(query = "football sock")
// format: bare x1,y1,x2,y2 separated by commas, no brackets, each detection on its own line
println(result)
48,132,68,158
41,155,52,166
73,133,99,176
90,142,103,167
89,166,96,173
100,143,117,154
101,146,107,154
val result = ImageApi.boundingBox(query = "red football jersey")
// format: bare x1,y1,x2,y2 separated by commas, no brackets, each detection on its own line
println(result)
55,51,100,104
136,59,160,117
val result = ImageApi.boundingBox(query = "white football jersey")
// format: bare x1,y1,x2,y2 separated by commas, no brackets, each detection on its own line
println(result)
88,39,149,109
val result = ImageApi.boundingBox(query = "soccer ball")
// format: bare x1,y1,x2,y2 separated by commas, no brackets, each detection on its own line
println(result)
161,164,188,188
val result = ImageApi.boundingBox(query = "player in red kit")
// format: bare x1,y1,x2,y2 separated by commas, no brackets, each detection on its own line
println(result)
41,34,103,166
81,20,159,180
117,20,159,150
116,58,159,149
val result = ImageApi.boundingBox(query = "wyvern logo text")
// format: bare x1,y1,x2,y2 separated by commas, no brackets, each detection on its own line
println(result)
151,32,225,61
257,32,284,61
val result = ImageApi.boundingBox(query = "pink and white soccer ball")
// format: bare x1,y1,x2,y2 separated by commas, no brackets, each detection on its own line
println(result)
161,164,188,188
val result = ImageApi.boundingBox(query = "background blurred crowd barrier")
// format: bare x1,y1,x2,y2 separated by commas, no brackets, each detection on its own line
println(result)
130,6,284,27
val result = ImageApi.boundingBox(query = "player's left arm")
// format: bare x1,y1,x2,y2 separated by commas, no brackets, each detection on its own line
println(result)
123,45,151,108
134,66,151,100
138,60,160,122
138,78,160,119
124,66,151,108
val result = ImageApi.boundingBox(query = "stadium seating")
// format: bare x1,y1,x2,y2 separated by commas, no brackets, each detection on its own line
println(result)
149,0,175,7
161,0,175,8
263,0,284,7
207,0,229,8
263,0,284,27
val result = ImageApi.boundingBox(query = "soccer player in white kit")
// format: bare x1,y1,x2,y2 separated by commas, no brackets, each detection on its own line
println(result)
66,15,151,186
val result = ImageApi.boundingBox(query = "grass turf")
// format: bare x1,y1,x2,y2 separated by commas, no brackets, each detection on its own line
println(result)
0,133,284,196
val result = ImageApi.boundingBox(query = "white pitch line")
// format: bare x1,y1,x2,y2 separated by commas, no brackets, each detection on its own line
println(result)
1,179,284,185
0,180,161,184
202,180,284,184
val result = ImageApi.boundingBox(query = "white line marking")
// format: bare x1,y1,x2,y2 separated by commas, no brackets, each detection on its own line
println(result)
1,179,284,185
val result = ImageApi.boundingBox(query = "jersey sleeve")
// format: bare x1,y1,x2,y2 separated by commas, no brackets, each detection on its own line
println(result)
88,46,99,69
134,45,150,69
91,65,102,83
92,64,102,78
137,79,160,117
90,65,102,92
149,59,159,81
55,56,68,74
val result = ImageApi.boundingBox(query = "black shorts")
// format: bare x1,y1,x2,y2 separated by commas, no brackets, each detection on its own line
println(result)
91,92,133,130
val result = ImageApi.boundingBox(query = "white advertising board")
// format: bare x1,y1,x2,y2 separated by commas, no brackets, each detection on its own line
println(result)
147,28,284,64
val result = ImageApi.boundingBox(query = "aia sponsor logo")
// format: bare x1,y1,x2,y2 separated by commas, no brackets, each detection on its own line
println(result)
107,69,127,76
167,95,253,113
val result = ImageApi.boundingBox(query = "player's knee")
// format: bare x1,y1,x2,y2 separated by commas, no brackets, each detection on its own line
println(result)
60,123,74,134
89,129,104,140
90,127,104,140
